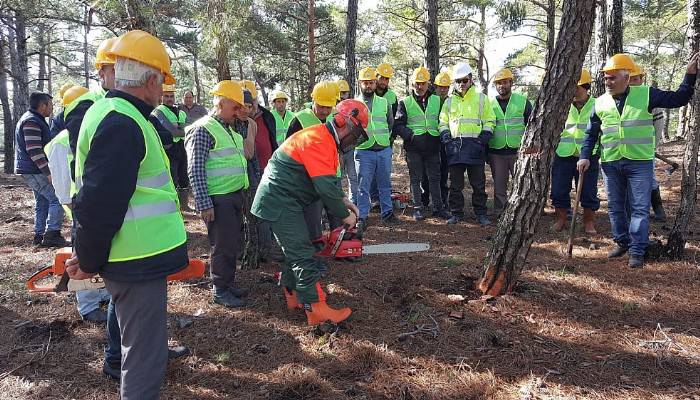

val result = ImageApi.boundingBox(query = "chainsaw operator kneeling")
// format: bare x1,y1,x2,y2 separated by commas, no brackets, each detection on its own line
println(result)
251,99,368,325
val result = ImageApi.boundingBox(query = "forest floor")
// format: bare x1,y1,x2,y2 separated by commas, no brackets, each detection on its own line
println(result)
0,141,699,400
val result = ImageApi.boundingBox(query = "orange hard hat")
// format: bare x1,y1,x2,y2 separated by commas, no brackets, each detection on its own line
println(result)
335,99,369,129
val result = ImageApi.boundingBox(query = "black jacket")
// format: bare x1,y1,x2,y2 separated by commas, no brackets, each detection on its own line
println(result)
257,105,279,152
73,90,188,282
393,93,441,154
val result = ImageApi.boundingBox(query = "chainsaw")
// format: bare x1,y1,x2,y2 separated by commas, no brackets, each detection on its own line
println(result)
26,247,206,293
312,225,430,259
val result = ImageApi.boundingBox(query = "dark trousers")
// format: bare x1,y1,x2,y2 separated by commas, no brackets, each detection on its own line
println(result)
166,141,189,189
303,201,324,241
448,163,487,217
421,144,448,210
406,150,443,211
487,153,517,215
105,277,168,400
207,191,244,290
550,155,600,210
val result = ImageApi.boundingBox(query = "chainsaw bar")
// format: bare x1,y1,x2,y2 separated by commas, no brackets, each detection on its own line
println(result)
362,243,430,254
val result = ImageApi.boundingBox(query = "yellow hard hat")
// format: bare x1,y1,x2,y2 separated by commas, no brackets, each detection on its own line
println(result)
493,68,514,82
359,67,377,81
62,86,89,106
602,53,636,73
95,37,117,70
210,80,244,105
630,63,644,77
162,84,176,92
337,79,350,92
107,30,175,84
272,90,289,101
240,79,257,99
578,69,593,85
376,63,394,78
58,83,74,99
311,81,338,107
434,72,451,87
411,66,430,83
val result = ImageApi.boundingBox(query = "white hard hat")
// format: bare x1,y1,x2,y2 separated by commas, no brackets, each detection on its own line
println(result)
452,63,473,80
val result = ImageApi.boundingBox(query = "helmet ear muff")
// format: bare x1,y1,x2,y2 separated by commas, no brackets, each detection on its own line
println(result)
333,112,347,128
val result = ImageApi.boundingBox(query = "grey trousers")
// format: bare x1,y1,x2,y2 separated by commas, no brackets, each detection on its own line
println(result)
406,150,442,211
105,277,168,400
488,153,517,215
207,191,243,290
341,149,359,204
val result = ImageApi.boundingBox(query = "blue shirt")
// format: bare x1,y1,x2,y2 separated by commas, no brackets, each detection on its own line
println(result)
580,73,696,160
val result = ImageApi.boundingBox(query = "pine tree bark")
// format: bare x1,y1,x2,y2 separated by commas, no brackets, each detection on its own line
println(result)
592,0,608,97
216,42,231,81
664,0,700,259
677,105,689,139
425,0,439,80
36,25,46,92
607,0,623,54
544,0,556,65
192,50,202,103
1,32,14,173
8,13,29,123
478,0,597,295
475,4,489,93
345,0,358,97
307,0,317,96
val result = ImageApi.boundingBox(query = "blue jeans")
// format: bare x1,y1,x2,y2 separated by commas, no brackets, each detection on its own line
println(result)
602,159,653,257
76,288,111,316
550,155,600,210
104,299,121,365
355,147,393,218
21,174,64,235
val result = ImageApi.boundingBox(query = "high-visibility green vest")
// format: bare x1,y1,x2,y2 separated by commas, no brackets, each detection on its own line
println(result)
187,115,249,195
64,87,107,119
380,89,397,108
156,104,187,142
556,96,595,157
355,95,390,150
44,130,73,219
490,92,527,149
404,94,440,136
272,110,295,145
596,85,655,162
439,88,489,138
75,97,186,262
295,108,322,129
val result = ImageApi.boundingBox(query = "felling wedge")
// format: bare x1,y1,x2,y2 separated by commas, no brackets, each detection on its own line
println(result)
313,225,430,259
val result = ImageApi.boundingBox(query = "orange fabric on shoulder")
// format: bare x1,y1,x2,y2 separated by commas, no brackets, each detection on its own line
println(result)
281,124,339,178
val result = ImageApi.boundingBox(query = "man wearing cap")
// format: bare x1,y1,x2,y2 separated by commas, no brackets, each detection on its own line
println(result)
180,89,208,125
186,80,255,307
271,90,295,146
153,84,192,211
420,71,452,214
488,68,533,218
355,67,397,231
577,52,698,268
67,30,188,398
629,64,667,222
439,62,495,226
394,67,450,221
551,69,599,234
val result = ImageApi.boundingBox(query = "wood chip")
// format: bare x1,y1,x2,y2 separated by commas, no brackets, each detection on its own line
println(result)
449,311,464,319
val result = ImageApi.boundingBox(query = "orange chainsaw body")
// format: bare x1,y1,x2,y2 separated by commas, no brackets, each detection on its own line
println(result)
312,226,363,258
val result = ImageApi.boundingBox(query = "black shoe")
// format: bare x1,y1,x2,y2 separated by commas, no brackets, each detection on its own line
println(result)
607,245,629,258
382,213,400,224
40,230,70,248
229,286,249,298
413,209,425,221
628,256,644,268
447,215,462,225
102,361,121,381
476,215,491,226
82,309,107,323
213,289,247,308
32,234,44,245
433,209,451,220
168,345,190,360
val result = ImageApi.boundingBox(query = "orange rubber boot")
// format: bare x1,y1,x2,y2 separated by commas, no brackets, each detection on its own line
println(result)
283,287,302,310
303,282,351,325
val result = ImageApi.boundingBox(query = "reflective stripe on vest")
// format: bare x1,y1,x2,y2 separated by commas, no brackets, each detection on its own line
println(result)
489,92,527,149
439,88,485,139
156,105,187,142
556,96,595,157
187,115,249,195
355,95,390,149
404,94,440,136
273,110,295,145
295,108,322,129
74,97,186,262
595,85,655,162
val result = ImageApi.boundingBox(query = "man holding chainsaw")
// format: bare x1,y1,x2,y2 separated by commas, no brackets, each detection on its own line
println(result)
251,99,368,326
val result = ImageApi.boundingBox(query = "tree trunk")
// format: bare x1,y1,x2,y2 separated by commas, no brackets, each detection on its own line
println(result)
216,42,231,81
252,68,269,108
46,29,52,95
544,0,556,65
307,0,317,96
664,0,700,259
677,105,689,139
476,4,489,93
36,25,46,92
607,0,623,55
478,0,597,295
425,0,439,80
1,32,14,173
345,0,358,97
192,51,202,103
592,0,608,96
9,13,29,123
83,6,90,87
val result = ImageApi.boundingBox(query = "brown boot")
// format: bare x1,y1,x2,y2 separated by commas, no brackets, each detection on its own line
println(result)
178,189,193,212
283,287,302,310
583,208,597,234
553,208,568,232
304,282,351,325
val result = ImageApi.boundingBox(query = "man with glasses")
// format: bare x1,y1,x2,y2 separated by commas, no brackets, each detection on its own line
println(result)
439,63,495,226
